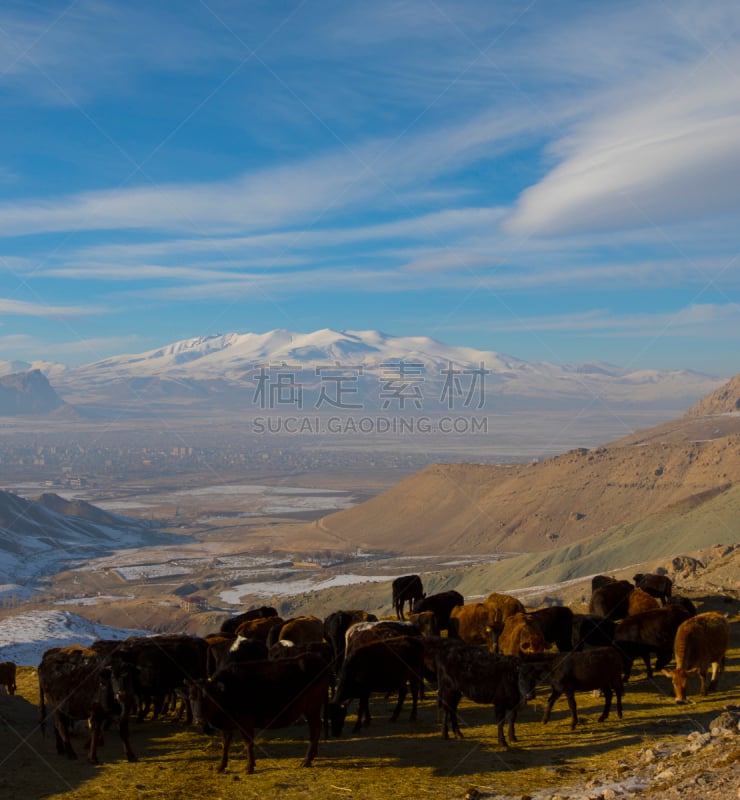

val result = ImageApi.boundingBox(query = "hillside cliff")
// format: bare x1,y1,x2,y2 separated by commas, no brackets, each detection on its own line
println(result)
312,374,740,556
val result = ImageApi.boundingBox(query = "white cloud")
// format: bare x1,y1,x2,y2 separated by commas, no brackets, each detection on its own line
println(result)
505,52,740,236
0,297,104,317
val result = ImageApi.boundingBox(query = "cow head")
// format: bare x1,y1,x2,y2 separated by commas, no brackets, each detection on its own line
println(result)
662,667,691,703
186,678,225,732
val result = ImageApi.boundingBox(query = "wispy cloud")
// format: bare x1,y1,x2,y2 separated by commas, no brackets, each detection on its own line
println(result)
0,297,104,317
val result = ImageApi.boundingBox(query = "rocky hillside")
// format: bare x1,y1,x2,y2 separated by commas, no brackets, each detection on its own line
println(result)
684,372,740,416
0,369,64,415
307,374,740,556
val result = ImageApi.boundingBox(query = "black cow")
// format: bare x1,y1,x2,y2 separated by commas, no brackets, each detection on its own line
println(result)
219,606,278,635
589,580,634,620
591,574,616,592
541,647,624,730
329,636,424,735
187,653,330,774
530,606,574,653
323,609,378,666
392,574,424,620
614,604,693,680
38,645,135,763
110,634,208,724
411,590,464,631
429,637,539,747
633,573,673,605
571,613,617,651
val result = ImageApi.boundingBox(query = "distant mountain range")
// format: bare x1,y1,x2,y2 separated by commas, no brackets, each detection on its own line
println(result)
0,329,726,417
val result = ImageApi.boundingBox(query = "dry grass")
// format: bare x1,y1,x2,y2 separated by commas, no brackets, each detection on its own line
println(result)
1,620,738,800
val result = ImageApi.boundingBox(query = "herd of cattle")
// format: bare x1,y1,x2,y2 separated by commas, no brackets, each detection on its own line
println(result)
0,571,732,775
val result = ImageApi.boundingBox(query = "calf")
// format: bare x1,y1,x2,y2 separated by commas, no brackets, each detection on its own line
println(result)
663,611,730,702
187,652,330,773
540,647,624,730
614,604,693,680
409,610,440,637
0,660,16,695
392,574,425,620
431,637,539,746
329,636,424,735
38,645,135,763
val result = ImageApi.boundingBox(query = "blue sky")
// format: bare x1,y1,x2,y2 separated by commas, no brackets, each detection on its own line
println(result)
1,0,739,375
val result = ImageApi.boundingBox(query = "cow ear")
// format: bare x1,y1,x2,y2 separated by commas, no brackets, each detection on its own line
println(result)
661,669,674,678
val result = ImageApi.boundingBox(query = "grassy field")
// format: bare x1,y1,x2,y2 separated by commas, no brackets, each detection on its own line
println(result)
1,613,738,800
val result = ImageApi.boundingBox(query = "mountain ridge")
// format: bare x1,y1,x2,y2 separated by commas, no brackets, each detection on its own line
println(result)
2,329,724,415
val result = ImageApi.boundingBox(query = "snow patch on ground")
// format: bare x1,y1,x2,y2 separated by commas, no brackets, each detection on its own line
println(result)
0,609,149,666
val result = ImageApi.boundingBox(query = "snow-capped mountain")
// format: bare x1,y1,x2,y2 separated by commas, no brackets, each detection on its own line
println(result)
17,328,726,413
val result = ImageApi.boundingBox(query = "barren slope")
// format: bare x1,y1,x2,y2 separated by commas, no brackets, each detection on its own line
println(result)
312,417,740,556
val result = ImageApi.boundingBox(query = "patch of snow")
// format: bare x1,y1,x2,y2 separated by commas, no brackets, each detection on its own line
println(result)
0,609,149,666
220,573,391,604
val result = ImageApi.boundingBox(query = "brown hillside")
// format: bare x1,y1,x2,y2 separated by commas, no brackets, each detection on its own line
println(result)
684,372,740,416
312,416,740,556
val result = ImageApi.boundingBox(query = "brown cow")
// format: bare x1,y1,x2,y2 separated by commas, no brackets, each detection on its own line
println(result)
498,612,546,657
627,588,660,616
663,611,730,702
0,660,16,695
614,604,693,680
234,615,284,642
273,615,325,646
484,592,525,651
38,645,135,763
448,603,495,650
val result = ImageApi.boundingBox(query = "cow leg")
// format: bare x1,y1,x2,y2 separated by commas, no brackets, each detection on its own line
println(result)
241,725,256,774
654,647,672,673
699,667,709,696
353,695,369,732
494,706,508,747
542,689,562,724
615,686,623,719
565,691,579,729
217,730,233,773
598,687,613,723
408,677,419,721
55,713,77,759
303,708,321,767
390,683,406,722
118,714,137,762
507,707,519,743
